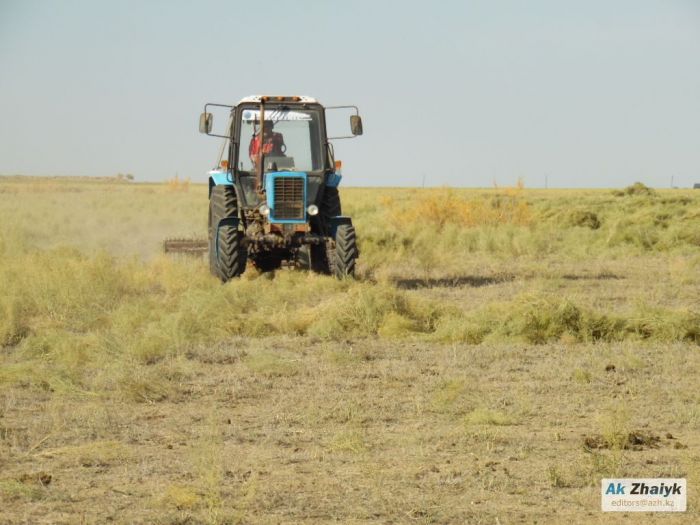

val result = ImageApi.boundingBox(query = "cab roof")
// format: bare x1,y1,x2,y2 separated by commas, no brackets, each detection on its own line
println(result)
237,95,318,104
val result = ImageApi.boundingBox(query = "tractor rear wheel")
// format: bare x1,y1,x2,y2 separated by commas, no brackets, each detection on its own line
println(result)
330,224,358,278
209,185,246,281
207,207,217,275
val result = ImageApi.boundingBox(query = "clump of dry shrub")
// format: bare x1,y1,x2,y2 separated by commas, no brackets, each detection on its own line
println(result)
434,296,699,345
305,282,443,339
166,175,190,192
568,210,601,229
386,182,531,231
613,182,655,197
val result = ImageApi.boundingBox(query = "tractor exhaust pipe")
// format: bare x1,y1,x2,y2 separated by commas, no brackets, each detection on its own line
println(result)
257,100,266,193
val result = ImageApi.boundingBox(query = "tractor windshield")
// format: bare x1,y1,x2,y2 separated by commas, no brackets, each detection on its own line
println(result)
238,107,324,175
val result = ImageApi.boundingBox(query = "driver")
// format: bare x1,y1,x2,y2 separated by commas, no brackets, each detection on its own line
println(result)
249,120,286,167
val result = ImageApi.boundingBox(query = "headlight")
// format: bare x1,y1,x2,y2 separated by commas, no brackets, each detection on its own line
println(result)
307,204,319,216
259,204,270,216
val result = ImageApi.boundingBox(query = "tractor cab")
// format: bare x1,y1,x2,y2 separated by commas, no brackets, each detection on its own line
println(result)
234,99,327,215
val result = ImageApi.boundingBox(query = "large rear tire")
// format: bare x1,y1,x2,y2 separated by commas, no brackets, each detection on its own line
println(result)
207,207,218,276
209,185,246,281
330,224,358,278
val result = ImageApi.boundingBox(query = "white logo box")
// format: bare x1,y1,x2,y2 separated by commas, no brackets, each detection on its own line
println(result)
602,478,686,512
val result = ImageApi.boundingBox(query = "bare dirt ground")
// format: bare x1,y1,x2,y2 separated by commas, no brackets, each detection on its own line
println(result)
2,336,698,524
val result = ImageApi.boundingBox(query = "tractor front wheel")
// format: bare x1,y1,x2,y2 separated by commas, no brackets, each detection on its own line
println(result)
330,224,358,278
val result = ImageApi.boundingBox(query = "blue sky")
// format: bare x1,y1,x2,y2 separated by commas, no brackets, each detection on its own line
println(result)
1,0,698,187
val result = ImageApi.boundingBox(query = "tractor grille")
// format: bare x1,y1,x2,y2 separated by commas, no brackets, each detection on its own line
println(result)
273,177,304,220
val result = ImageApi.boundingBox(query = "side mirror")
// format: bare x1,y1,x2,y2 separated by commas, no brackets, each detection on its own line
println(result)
350,115,363,136
199,112,213,134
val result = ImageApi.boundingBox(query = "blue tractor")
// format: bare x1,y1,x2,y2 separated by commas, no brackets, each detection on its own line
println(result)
198,95,363,281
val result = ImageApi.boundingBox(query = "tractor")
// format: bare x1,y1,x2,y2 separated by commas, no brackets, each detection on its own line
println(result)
198,95,363,282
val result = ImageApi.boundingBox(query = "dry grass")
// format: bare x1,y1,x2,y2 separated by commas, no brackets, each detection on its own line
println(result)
384,181,532,230
0,176,699,523
166,175,191,192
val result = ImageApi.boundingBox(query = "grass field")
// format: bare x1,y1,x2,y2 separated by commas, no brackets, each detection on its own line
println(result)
0,176,699,524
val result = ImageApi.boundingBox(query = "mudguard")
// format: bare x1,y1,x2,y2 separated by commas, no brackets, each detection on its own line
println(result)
208,169,233,198
328,216,353,238
326,172,342,188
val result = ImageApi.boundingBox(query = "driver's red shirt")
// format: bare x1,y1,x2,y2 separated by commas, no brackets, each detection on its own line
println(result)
249,132,285,158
